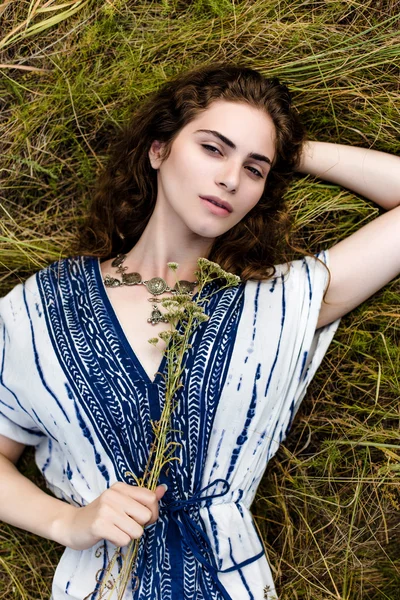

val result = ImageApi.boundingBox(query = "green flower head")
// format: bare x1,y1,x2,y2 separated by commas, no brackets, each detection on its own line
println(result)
158,330,173,343
195,257,241,287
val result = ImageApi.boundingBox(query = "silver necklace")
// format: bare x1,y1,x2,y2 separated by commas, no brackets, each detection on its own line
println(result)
103,254,198,325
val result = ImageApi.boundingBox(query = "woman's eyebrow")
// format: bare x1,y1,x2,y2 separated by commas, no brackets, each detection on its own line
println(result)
195,129,271,165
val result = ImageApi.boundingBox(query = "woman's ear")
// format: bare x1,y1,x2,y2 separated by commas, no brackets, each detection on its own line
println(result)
149,140,164,170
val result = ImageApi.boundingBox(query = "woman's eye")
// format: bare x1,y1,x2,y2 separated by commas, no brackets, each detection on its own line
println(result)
247,166,263,179
202,144,221,155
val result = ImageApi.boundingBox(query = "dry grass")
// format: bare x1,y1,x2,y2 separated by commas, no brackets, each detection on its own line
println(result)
0,0,399,598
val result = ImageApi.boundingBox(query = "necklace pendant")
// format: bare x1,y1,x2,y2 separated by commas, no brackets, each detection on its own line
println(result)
122,272,142,286
111,254,127,268
147,305,169,326
104,255,198,326
146,277,169,295
104,274,121,287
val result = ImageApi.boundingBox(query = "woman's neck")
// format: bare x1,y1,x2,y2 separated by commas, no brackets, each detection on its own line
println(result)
124,209,214,284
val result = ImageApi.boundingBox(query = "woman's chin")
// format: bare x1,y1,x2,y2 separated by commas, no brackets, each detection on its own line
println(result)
187,221,234,240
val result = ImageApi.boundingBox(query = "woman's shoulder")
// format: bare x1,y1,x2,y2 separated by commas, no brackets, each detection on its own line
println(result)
270,250,330,287
0,255,96,325
274,250,330,277
36,254,96,283
244,250,330,295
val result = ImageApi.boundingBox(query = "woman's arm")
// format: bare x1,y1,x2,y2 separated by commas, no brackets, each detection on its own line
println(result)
298,141,400,328
299,141,400,210
0,434,166,550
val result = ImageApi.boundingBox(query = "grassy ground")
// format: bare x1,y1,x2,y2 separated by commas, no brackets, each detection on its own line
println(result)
1,0,399,598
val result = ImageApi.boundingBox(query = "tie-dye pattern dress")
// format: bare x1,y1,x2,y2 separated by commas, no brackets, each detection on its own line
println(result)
0,254,339,600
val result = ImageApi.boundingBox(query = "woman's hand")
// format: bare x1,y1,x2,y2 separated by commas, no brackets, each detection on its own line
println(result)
54,483,167,550
0,442,168,550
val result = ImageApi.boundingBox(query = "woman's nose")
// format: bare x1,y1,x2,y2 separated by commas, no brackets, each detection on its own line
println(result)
216,161,240,194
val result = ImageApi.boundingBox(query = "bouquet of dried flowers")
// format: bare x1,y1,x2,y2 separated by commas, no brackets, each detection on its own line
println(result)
91,258,241,599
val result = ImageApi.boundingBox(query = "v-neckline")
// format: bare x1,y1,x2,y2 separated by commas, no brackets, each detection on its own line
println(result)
92,257,215,386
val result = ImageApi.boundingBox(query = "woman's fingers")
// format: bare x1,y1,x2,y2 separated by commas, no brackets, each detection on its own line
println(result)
123,498,153,527
110,482,163,525
102,484,168,544
138,484,168,524
107,513,145,547
155,483,168,501
62,482,169,550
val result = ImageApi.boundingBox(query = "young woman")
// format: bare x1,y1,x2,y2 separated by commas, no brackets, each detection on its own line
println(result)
0,65,399,600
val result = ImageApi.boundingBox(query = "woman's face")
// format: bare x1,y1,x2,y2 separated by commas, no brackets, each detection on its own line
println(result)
149,100,277,240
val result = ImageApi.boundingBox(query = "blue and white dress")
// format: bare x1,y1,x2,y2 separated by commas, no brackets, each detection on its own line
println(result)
0,254,339,600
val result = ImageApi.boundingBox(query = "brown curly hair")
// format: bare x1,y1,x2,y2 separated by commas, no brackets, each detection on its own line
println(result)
77,64,306,280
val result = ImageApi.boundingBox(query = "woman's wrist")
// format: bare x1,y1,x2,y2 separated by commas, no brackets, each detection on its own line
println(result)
297,140,339,177
49,501,79,547
0,453,80,547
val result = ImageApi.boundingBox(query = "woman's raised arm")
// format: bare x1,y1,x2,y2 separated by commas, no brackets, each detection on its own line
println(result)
298,141,400,327
299,141,400,210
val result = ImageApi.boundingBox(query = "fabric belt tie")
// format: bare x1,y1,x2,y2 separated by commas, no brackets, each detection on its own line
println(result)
164,478,265,600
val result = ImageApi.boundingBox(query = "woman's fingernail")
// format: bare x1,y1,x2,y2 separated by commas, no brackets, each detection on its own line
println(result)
160,483,168,491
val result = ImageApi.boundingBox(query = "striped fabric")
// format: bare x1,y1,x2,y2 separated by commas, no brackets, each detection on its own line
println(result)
0,254,339,600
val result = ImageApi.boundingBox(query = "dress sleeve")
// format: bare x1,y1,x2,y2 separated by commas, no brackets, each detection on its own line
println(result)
0,281,46,446
283,250,340,431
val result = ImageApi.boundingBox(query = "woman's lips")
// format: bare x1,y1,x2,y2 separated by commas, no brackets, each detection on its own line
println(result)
199,195,233,217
